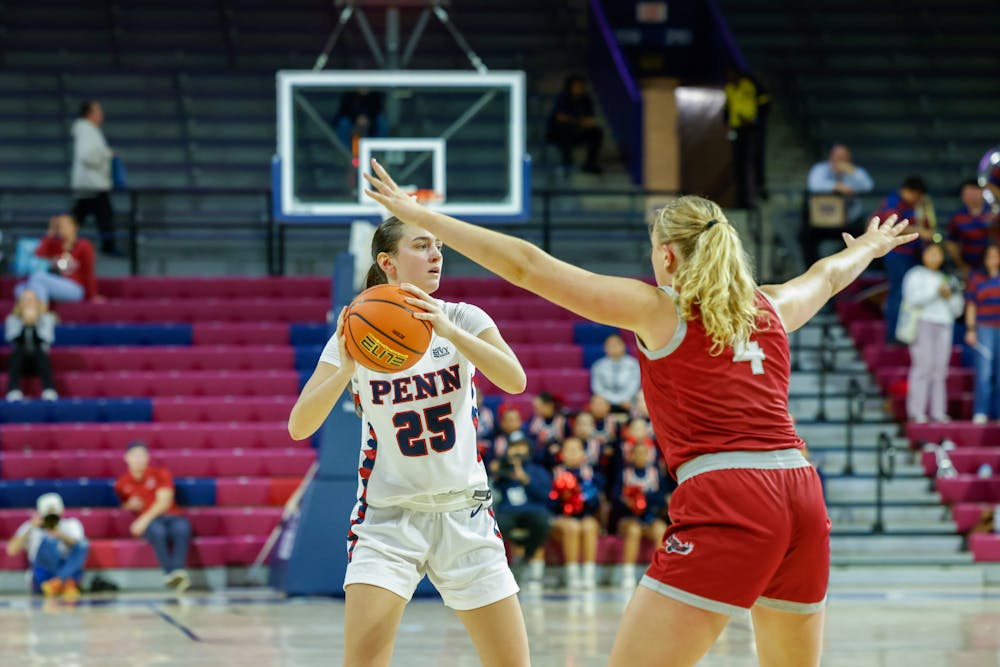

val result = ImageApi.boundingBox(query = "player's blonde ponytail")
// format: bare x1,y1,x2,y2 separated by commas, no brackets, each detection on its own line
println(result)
650,196,761,355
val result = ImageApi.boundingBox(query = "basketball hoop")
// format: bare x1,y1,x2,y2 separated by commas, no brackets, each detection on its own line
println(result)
404,186,445,205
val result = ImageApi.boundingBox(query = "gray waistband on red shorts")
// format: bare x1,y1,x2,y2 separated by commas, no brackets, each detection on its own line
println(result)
675,448,810,485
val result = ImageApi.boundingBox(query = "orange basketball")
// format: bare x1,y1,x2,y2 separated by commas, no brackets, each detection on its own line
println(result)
344,284,433,372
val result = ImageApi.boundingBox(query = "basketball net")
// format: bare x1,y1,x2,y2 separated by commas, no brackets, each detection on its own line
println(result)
403,186,445,205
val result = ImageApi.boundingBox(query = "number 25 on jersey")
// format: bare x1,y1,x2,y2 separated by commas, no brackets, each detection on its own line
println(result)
393,403,456,457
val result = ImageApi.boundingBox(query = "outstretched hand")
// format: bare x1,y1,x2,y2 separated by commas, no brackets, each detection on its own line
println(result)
841,214,919,259
363,159,428,223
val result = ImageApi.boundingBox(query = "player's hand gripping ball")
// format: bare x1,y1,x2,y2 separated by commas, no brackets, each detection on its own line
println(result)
344,284,433,372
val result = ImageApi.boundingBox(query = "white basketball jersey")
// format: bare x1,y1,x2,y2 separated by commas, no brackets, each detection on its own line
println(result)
320,300,495,512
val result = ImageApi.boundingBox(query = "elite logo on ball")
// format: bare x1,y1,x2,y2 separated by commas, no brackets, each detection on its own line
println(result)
359,333,409,368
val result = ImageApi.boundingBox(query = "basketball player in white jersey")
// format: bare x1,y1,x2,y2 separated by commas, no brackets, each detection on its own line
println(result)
288,216,531,667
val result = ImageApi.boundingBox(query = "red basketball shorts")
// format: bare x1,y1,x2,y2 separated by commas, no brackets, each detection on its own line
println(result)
643,449,830,615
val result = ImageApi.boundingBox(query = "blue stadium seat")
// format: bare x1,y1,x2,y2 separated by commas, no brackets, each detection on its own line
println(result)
0,401,49,424
0,399,153,424
174,478,216,507
54,479,119,507
49,399,103,423
573,322,620,346
481,395,503,415
101,399,154,422
581,344,605,368
294,345,324,371
0,479,118,508
290,323,329,346
55,324,193,346
54,324,102,346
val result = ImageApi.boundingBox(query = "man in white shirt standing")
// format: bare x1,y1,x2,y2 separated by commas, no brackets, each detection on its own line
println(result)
71,100,119,256
590,333,642,414
5,493,88,599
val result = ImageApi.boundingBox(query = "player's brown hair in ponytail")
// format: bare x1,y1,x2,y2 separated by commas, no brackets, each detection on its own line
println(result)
365,216,406,288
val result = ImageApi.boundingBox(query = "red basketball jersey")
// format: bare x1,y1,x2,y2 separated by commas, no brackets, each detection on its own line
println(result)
637,288,804,476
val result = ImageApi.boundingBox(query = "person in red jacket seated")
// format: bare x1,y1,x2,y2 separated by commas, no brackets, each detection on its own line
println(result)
113,441,192,592
15,214,101,304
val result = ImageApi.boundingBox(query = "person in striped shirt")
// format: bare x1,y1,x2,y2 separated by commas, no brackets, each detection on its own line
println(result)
965,245,1000,423
875,176,932,343
946,180,997,276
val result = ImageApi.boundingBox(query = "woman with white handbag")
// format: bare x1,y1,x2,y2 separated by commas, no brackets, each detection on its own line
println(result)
901,243,964,423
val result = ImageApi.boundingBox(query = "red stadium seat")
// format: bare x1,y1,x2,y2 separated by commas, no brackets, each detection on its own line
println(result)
970,534,1000,562
193,323,290,346
936,476,1000,503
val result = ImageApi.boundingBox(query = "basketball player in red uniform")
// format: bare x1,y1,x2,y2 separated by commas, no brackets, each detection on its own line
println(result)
364,159,916,666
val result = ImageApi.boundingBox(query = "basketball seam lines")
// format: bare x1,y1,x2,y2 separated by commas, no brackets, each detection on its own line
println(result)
346,312,398,373
349,311,426,355
353,298,433,335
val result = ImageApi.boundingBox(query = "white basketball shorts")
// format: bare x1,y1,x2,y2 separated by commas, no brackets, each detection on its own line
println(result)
344,502,519,610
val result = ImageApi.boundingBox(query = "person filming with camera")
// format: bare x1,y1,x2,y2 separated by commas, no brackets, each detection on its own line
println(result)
490,430,553,590
5,493,89,599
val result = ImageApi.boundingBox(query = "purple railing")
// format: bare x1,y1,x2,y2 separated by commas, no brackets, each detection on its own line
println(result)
587,0,643,185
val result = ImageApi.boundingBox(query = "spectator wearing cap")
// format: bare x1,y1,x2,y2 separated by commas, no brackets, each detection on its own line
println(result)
5,493,88,599
113,442,192,592
873,176,934,343
489,430,552,590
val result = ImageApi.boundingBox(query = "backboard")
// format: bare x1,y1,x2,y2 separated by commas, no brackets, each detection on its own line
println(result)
274,69,529,223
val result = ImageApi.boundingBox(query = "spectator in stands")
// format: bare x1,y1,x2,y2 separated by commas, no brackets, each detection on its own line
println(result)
546,74,604,175
724,68,770,209
528,392,566,463
549,436,603,590
590,333,641,413
803,144,875,265
5,493,87,599
965,245,1000,424
570,410,609,468
621,417,657,464
901,244,964,423
16,214,100,305
113,442,192,592
614,442,668,589
490,430,552,590
485,404,531,467
587,394,622,444
71,100,119,256
5,289,58,402
875,176,933,343
946,180,997,276
334,89,387,154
